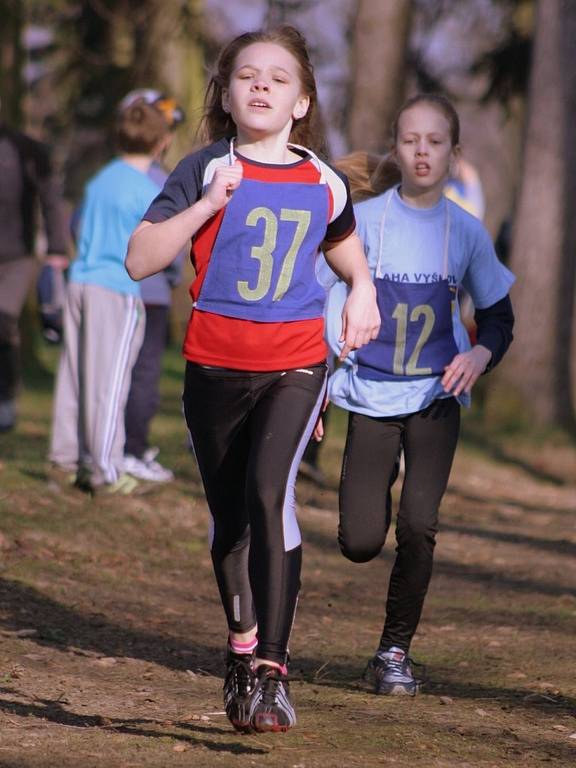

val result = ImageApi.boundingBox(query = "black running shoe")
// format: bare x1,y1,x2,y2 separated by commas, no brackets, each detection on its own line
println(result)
364,646,423,696
248,664,296,733
223,649,256,732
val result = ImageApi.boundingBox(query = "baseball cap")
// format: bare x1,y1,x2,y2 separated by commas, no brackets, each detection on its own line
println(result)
119,88,185,127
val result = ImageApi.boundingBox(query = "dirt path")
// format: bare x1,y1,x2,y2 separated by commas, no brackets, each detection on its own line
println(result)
0,380,575,768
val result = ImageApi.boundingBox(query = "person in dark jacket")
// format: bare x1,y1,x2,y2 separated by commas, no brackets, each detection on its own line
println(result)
0,100,68,431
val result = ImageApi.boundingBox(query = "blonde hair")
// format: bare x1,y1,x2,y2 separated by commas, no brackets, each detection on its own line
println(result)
334,151,401,203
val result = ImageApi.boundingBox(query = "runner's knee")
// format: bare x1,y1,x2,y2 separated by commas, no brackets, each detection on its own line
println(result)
338,528,384,563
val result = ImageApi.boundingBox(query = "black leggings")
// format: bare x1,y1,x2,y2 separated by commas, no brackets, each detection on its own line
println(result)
183,362,326,664
339,397,460,652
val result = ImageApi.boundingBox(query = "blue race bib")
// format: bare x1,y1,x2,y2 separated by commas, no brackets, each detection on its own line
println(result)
196,178,329,322
356,277,459,381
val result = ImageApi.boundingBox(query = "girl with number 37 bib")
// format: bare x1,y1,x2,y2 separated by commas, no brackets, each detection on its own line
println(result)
322,94,515,697
126,26,379,734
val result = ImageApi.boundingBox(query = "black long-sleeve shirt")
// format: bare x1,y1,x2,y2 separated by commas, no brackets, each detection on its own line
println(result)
474,294,514,370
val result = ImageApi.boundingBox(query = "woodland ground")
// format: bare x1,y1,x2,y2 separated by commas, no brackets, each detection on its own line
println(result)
0,345,575,768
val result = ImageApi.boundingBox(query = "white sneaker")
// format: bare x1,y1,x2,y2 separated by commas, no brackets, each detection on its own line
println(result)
123,447,174,482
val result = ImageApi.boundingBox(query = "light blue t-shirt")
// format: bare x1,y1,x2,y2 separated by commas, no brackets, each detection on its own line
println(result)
70,158,160,297
323,186,515,417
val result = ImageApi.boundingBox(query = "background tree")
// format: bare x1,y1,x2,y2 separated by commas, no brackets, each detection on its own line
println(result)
486,0,576,432
347,0,413,152
46,0,205,201
409,0,532,238
0,1,26,126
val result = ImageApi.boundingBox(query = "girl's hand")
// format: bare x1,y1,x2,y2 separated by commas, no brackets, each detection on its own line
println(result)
313,416,324,442
339,280,380,360
203,160,243,214
441,345,492,396
312,394,330,441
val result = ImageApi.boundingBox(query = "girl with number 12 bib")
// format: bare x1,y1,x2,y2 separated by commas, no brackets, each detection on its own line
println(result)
322,94,515,697
126,26,379,734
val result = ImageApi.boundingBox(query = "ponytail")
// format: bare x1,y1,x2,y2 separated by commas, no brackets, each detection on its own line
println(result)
334,151,401,203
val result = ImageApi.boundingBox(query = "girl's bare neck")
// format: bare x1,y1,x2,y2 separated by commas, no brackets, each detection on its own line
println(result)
398,183,444,209
235,130,300,165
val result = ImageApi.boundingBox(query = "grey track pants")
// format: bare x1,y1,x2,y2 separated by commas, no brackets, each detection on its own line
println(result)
49,282,145,486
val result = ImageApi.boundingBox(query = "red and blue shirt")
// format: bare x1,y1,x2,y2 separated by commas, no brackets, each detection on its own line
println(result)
143,138,354,371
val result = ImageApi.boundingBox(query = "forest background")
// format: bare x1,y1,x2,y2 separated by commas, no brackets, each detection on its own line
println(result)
1,3,576,767
1,0,576,438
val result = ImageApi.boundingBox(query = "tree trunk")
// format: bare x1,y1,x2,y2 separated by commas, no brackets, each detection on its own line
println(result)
487,0,576,432
0,0,25,128
134,0,207,339
347,0,412,152
140,0,206,164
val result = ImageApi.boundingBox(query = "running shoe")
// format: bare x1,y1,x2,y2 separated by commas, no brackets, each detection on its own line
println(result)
103,473,140,495
223,649,256,733
124,447,174,482
364,646,423,696
73,465,95,494
46,462,77,489
248,664,296,733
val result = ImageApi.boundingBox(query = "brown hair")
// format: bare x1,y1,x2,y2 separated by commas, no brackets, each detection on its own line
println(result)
391,93,460,146
115,101,170,154
200,25,326,155
334,151,401,203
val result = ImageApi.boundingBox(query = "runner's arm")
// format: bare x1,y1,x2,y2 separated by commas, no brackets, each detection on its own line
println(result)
474,294,514,371
126,161,242,280
324,233,380,359
441,294,514,396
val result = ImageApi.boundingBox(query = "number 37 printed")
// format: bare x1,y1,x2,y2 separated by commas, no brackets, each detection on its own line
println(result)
238,206,311,302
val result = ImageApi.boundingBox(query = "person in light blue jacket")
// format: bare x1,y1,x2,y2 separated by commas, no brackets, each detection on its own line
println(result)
49,100,171,493
119,91,187,483
322,94,515,697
